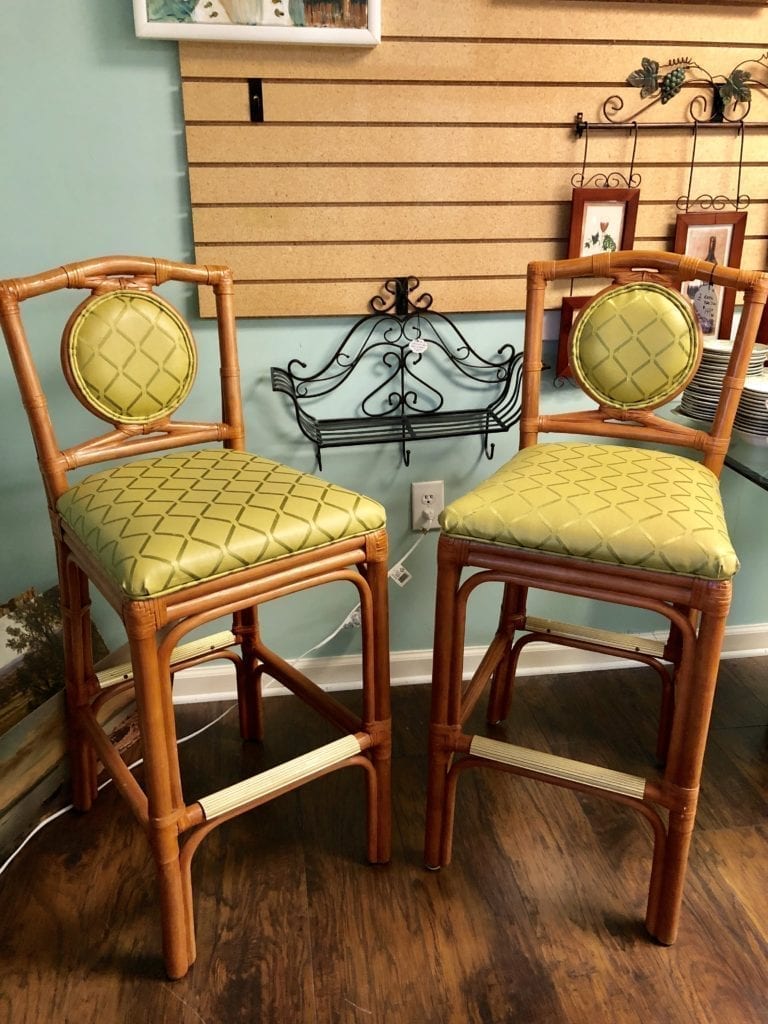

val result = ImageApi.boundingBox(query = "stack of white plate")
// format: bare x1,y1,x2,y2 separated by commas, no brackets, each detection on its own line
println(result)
734,373,768,446
679,340,768,423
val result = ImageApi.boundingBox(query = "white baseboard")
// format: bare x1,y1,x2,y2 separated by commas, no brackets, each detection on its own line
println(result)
172,622,768,705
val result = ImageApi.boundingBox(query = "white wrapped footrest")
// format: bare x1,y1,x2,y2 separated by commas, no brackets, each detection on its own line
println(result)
524,616,666,658
198,734,364,821
469,736,646,799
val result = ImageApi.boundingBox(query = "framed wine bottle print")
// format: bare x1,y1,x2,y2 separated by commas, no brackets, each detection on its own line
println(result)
673,212,747,341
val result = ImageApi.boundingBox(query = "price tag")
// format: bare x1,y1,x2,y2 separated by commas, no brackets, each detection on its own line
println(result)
409,338,428,354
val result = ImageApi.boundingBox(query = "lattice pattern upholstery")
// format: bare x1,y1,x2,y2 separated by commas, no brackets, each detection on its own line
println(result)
57,449,386,598
441,441,738,580
62,290,197,423
570,283,700,410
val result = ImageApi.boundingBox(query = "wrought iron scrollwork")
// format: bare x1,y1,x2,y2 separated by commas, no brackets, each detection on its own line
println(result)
571,116,641,189
620,53,768,127
676,119,748,212
271,277,523,469
574,53,768,212
574,52,768,135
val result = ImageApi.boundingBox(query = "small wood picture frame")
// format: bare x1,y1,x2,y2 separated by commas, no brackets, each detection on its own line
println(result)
555,295,592,380
567,188,640,260
673,211,747,341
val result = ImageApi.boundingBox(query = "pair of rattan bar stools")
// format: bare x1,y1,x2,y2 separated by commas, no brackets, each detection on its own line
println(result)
1,252,765,978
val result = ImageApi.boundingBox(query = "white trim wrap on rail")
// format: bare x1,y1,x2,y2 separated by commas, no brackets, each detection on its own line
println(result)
469,736,646,800
97,630,237,690
523,616,666,658
198,734,363,820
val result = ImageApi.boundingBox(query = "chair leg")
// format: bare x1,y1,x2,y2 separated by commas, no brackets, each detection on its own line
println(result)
653,661,675,766
645,600,729,944
362,545,392,865
234,605,264,741
487,583,528,724
425,539,464,870
151,823,195,979
59,552,98,812
127,615,195,979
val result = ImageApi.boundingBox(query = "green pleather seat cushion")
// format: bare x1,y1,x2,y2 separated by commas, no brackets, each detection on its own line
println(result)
57,449,386,599
441,441,738,581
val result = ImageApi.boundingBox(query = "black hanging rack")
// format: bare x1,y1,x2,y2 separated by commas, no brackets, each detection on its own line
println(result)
573,53,768,209
573,113,755,210
271,277,523,468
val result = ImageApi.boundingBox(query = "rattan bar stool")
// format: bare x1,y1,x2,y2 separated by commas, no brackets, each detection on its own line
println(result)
425,250,768,944
0,256,391,979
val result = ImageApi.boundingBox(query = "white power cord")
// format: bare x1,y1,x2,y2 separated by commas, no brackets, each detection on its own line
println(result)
0,528,431,879
0,702,239,879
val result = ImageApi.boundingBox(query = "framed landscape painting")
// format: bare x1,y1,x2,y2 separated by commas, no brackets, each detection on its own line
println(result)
133,0,380,45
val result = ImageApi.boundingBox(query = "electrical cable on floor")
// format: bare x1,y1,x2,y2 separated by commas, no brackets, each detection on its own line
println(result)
0,527,430,878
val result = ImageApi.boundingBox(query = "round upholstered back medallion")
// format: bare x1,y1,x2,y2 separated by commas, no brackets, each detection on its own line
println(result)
62,290,197,424
569,282,701,410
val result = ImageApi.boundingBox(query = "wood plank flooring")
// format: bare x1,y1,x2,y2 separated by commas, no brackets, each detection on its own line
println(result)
0,657,766,1024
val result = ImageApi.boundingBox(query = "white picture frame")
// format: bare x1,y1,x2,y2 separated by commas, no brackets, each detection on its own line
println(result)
133,0,380,46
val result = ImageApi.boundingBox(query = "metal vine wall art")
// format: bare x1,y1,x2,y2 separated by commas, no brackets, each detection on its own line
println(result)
620,53,768,125
271,277,523,468
574,52,768,211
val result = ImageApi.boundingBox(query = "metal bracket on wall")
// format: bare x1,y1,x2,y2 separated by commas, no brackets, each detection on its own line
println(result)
248,78,264,123
270,278,524,469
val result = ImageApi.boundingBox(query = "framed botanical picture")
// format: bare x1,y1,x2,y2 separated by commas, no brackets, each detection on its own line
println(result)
567,188,640,260
673,212,747,341
555,295,591,381
133,0,381,46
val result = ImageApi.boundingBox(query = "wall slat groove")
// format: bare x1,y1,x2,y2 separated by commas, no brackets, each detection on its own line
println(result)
180,2,768,318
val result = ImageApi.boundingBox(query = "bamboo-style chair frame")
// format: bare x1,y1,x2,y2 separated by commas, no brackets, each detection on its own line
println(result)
425,250,768,945
0,256,391,979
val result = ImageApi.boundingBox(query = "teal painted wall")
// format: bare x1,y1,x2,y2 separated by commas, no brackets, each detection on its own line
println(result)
2,0,767,664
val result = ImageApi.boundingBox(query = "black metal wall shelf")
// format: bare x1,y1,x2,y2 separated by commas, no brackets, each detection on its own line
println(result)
271,277,523,468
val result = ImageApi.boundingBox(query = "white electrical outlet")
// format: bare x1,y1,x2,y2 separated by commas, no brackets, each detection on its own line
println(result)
411,480,444,531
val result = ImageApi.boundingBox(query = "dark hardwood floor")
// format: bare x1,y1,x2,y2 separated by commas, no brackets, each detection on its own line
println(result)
1,656,766,1024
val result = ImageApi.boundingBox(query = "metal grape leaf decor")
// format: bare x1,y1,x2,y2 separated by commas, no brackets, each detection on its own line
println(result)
619,52,768,124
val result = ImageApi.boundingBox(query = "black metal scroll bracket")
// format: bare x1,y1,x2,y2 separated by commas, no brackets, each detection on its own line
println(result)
270,277,524,469
572,115,641,189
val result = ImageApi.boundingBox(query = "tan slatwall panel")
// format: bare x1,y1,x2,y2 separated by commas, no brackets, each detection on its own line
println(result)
179,0,768,317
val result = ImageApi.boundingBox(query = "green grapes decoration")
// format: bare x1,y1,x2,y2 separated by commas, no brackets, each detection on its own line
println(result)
658,65,688,104
625,54,767,122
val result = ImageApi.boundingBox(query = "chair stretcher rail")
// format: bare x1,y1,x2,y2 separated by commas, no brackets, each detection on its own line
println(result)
469,736,646,800
524,616,666,658
198,734,364,820
96,630,237,689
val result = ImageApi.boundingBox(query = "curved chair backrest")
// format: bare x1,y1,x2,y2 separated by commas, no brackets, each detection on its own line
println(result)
569,281,701,411
521,250,768,477
62,289,198,426
0,256,242,506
